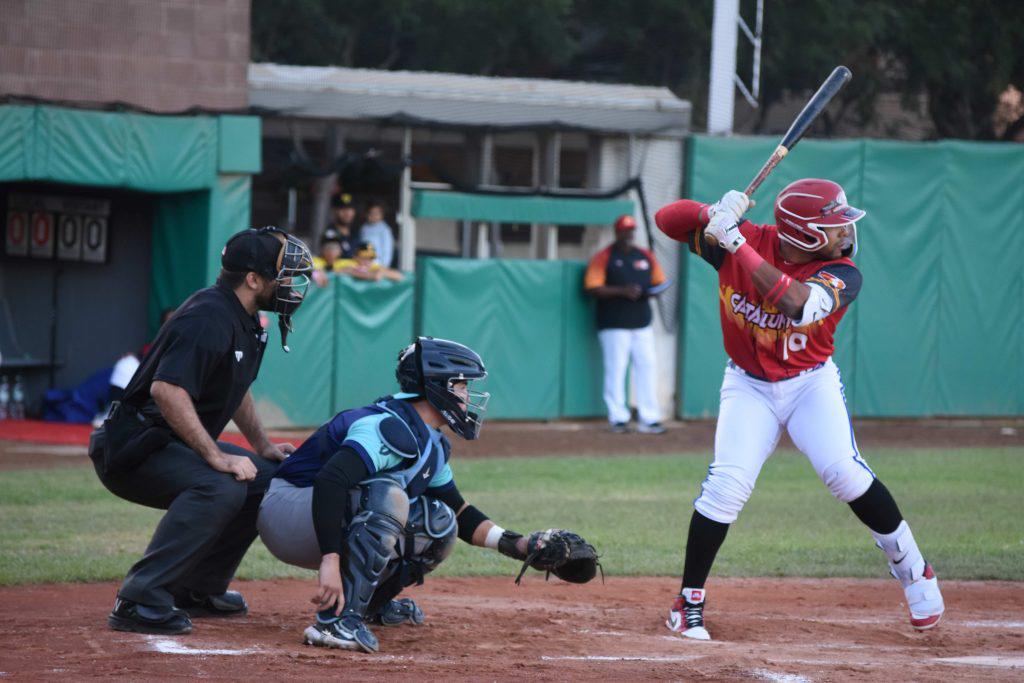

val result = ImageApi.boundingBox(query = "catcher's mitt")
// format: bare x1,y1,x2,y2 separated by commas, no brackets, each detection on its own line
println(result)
514,529,602,585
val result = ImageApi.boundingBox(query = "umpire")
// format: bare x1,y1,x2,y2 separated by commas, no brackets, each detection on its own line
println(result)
88,226,313,635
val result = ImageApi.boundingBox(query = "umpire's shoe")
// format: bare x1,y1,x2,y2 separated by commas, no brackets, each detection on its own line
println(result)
108,598,193,635
304,615,379,653
371,598,425,626
173,590,249,618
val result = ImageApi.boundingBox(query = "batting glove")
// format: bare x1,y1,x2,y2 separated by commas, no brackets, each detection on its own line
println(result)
705,212,746,252
708,190,752,224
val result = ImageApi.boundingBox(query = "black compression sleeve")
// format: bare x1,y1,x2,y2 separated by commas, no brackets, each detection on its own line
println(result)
456,505,489,544
312,447,370,555
431,484,465,513
681,510,730,590
848,479,903,535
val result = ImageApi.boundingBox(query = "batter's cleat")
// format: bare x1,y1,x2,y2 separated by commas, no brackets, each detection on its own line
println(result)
905,563,944,631
303,615,379,653
173,590,248,618
108,598,193,635
637,422,667,435
666,589,710,641
609,422,630,434
371,598,424,626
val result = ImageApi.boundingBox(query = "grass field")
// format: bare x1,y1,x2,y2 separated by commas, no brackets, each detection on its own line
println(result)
0,448,1021,586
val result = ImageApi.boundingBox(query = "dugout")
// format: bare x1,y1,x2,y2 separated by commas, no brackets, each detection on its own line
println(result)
247,65,691,424
0,104,261,412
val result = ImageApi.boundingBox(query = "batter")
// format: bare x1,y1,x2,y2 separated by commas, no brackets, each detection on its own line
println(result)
655,179,944,640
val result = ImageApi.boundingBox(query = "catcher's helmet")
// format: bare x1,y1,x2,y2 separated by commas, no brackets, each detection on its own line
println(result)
396,337,489,440
774,179,865,256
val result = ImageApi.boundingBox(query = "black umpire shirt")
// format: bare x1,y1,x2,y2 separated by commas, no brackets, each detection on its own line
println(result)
121,283,268,440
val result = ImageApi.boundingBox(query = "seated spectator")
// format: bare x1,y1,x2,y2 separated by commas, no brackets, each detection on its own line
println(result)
338,242,404,282
312,229,348,287
358,200,395,268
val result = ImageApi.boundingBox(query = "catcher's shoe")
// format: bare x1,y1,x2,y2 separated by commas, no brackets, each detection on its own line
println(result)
609,422,630,434
905,563,944,631
173,590,248,618
303,615,379,653
108,598,193,635
370,598,424,626
666,588,710,641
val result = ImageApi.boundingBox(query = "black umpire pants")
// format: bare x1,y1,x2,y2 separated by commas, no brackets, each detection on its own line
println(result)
90,434,277,608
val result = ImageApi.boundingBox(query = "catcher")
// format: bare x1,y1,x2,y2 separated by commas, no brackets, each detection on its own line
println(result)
257,336,599,653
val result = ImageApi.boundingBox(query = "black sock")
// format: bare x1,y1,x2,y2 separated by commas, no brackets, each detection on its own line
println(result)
848,479,903,534
680,510,730,592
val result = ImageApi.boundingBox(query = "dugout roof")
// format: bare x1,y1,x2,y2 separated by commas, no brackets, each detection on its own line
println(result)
248,63,691,137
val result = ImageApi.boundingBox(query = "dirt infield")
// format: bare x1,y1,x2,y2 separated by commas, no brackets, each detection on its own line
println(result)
1,417,1021,471
0,577,1021,680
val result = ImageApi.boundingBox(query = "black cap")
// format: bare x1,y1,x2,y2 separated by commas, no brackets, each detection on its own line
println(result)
331,193,355,209
321,228,342,246
221,228,284,280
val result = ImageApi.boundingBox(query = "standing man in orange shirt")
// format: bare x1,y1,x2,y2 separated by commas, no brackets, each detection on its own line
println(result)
584,215,669,434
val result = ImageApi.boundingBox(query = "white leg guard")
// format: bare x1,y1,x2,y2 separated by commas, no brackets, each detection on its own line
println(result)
872,521,944,630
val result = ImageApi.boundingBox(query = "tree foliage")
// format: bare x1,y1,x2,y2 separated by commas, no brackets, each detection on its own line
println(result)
251,0,1024,140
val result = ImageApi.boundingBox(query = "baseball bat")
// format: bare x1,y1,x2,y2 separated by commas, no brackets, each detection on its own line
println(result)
705,65,853,247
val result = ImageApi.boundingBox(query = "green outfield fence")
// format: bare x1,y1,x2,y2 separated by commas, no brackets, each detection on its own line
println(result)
5,106,1020,425
251,259,605,428
679,136,1024,418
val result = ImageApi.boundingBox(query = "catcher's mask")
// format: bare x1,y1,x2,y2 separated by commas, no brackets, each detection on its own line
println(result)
396,337,489,440
221,226,313,351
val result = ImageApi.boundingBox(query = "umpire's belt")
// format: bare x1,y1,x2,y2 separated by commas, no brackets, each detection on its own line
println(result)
727,360,825,383
92,402,173,477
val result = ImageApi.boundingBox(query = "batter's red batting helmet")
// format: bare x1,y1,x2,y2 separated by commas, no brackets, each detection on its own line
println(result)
774,179,865,255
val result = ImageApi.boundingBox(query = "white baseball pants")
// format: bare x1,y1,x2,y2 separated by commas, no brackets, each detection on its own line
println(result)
598,325,661,425
694,358,875,524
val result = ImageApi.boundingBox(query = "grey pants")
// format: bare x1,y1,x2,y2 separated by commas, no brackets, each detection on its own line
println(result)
257,478,325,570
257,478,458,572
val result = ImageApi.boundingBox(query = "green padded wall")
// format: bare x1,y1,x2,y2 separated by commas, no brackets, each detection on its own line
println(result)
418,258,564,419
679,136,1024,418
250,275,416,428
251,283,335,427
334,276,416,409
560,262,606,417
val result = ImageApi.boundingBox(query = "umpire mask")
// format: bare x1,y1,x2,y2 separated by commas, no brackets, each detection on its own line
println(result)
222,226,313,352
396,337,490,440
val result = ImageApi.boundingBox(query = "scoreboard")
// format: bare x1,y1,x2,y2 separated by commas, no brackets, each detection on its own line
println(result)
4,193,110,263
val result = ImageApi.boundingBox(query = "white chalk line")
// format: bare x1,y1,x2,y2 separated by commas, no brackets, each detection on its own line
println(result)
756,615,1024,630
933,655,1024,669
541,655,703,663
752,669,813,683
147,637,261,656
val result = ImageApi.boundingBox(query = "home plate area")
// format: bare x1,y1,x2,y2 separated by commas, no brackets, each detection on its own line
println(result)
0,577,1021,680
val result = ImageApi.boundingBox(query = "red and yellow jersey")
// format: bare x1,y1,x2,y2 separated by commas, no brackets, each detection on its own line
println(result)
656,199,862,381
